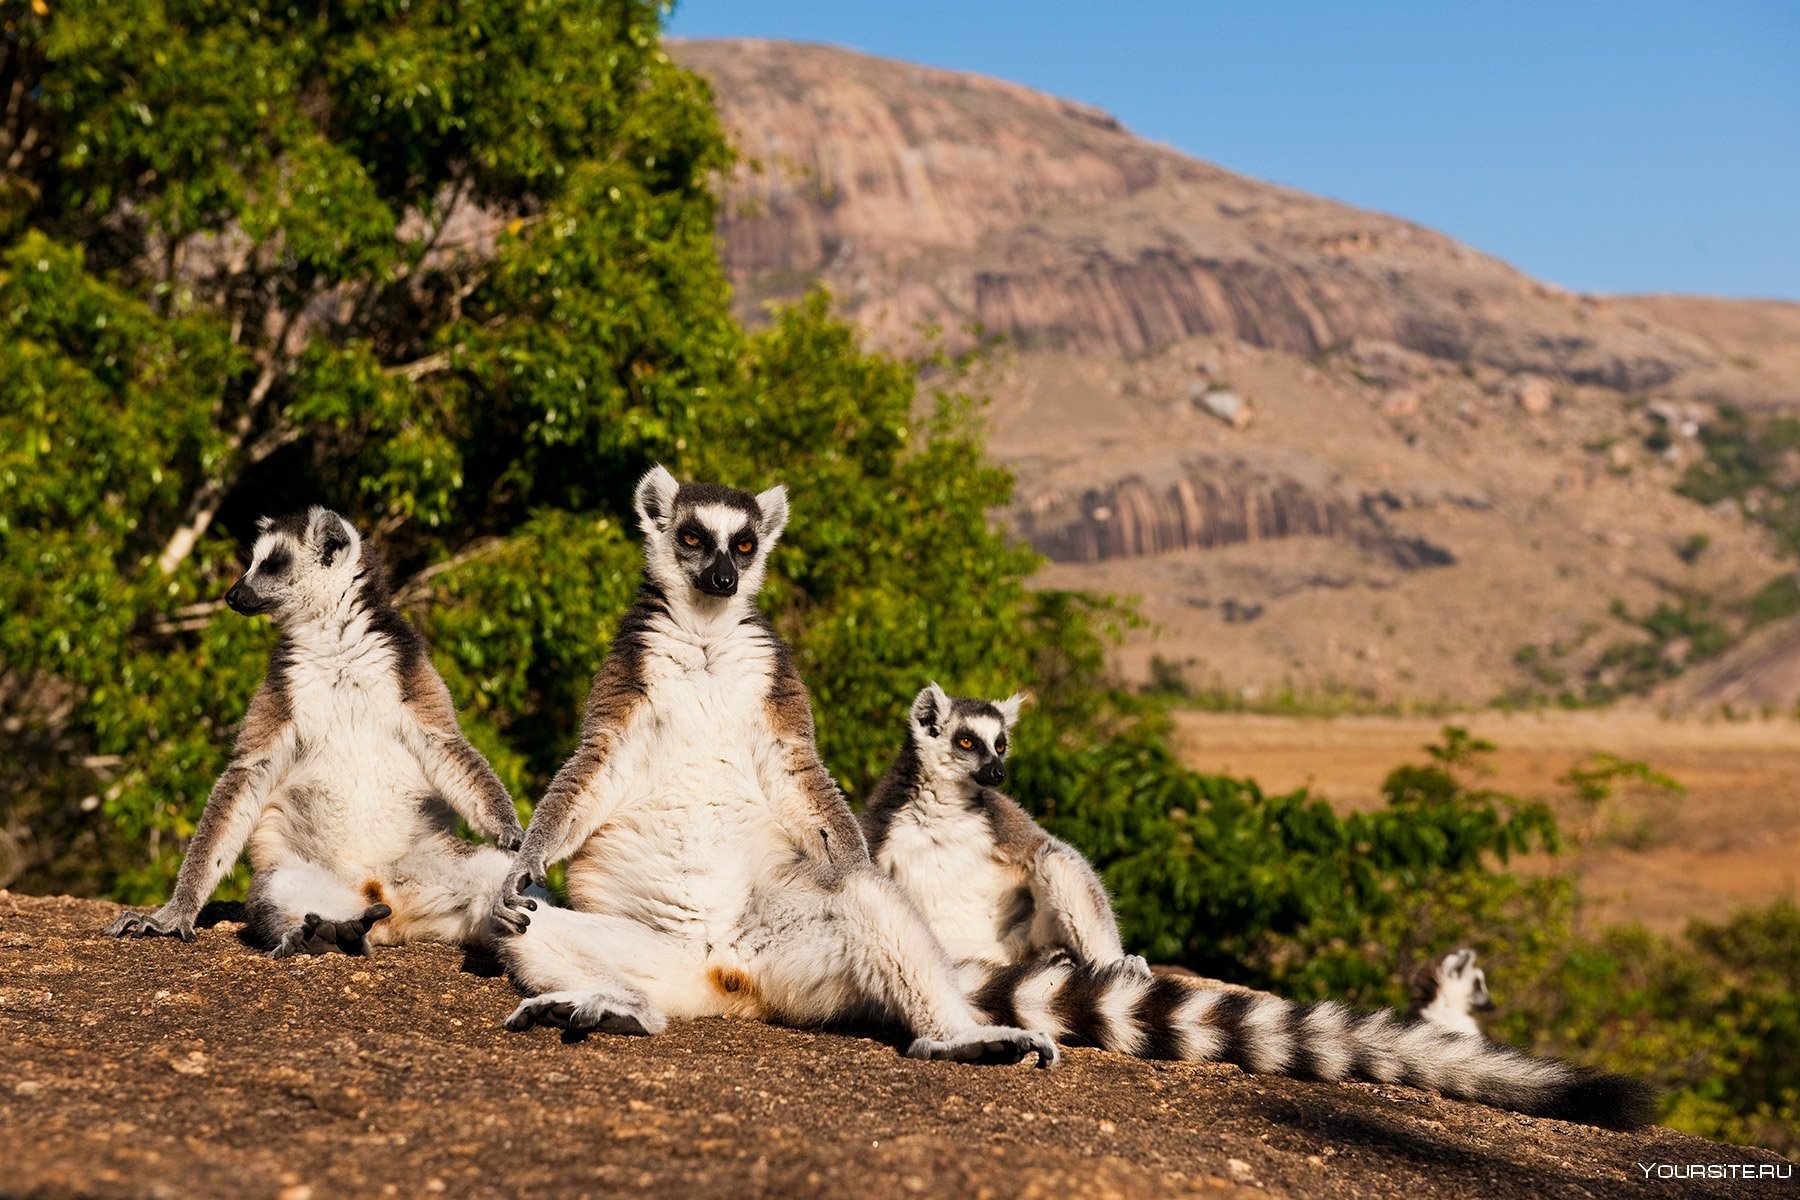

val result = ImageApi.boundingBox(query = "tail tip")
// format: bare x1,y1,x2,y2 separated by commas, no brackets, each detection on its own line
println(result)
1542,1072,1661,1130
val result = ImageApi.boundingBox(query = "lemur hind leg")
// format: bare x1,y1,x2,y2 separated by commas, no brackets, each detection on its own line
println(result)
736,864,1059,1067
248,861,390,958
375,839,515,948
494,905,672,1037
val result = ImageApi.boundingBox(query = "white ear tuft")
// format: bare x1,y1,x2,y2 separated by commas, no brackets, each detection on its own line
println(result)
994,692,1027,729
911,682,950,734
256,515,274,533
755,484,789,544
635,464,680,534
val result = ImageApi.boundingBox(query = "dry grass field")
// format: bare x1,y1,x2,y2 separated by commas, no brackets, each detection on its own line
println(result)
1172,709,1800,934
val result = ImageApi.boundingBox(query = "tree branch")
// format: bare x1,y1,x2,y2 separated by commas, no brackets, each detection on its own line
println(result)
154,307,303,576
392,537,503,609
389,351,451,382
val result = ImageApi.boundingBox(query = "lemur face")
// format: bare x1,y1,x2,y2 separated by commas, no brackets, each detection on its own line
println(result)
633,465,787,604
225,507,362,621
910,684,1025,788
1438,948,1494,1012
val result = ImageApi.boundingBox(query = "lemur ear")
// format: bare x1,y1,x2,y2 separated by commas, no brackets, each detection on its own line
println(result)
754,484,788,544
310,508,356,567
911,683,950,736
994,692,1026,729
255,515,274,534
635,464,680,534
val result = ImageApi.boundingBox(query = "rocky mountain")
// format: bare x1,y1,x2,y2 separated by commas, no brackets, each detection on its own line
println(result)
673,38,1800,706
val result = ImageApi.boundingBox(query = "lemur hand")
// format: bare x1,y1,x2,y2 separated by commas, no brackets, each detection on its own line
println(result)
494,823,525,853
490,852,546,935
104,906,197,943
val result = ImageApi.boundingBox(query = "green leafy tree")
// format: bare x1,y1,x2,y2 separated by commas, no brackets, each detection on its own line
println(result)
1011,725,1564,1002
0,0,1102,897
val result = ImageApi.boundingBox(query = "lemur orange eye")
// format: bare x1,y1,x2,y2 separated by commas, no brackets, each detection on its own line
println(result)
682,533,700,547
736,539,754,554
958,737,973,749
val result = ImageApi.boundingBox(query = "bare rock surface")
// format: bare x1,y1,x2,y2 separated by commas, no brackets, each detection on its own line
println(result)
4,894,1787,1199
671,38,1800,706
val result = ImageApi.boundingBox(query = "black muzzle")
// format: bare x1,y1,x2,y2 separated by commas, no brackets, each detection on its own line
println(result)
224,579,277,615
975,759,1006,787
696,553,738,597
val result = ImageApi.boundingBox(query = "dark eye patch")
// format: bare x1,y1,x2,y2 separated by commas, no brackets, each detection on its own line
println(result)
731,528,756,557
259,546,293,578
676,522,711,553
952,727,981,752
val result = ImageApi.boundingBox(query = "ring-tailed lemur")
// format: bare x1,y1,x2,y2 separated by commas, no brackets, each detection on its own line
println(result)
1410,948,1494,1038
104,508,523,957
490,467,1056,1068
862,684,1150,978
864,688,1658,1129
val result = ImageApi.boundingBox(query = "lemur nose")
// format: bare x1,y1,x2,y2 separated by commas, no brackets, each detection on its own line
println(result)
976,761,1006,786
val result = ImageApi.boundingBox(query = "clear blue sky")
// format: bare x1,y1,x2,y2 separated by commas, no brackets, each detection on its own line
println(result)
666,1,1799,301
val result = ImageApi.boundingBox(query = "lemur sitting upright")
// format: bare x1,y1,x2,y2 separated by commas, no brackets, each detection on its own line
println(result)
864,688,1659,1130
1410,948,1494,1038
862,684,1149,979
490,467,1056,1068
105,507,523,957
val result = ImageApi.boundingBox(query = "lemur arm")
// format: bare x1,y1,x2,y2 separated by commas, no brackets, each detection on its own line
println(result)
399,662,523,849
104,684,296,941
760,655,869,868
1029,838,1143,974
506,655,644,892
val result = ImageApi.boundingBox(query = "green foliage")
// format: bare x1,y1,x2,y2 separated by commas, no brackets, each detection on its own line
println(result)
1748,572,1800,629
1012,726,1561,1003
1503,902,1800,1156
1679,405,1800,556
0,0,1107,895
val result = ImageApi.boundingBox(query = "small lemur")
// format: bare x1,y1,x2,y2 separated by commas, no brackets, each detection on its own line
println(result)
864,689,1658,1129
862,684,1150,978
105,507,523,957
1410,947,1494,1038
490,467,1056,1068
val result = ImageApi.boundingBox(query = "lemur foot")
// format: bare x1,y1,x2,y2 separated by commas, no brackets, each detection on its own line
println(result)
503,990,668,1039
1113,954,1153,981
907,1026,1059,1068
103,909,197,943
271,903,392,959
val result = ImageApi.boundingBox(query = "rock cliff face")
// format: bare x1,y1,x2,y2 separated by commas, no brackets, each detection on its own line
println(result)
672,38,1800,705
1018,470,1360,564
675,38,1725,391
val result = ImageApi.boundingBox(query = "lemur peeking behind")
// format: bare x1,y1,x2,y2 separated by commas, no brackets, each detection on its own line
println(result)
489,467,1056,1068
1410,948,1494,1038
864,688,1659,1130
105,508,524,957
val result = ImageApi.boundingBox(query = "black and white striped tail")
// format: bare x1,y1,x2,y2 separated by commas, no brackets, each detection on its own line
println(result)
968,959,1658,1130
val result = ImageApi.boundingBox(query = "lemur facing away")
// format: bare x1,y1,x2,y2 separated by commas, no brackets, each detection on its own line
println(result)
1410,948,1494,1038
490,467,1056,1068
105,508,523,957
864,689,1659,1130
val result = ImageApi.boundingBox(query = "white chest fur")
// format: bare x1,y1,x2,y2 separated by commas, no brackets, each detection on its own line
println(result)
568,617,795,931
877,793,1023,965
254,626,438,869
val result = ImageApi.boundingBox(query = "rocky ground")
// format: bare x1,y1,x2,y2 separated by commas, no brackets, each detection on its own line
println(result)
3,894,1789,1199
